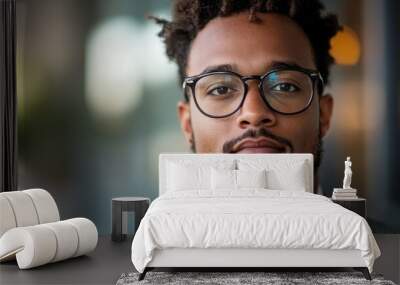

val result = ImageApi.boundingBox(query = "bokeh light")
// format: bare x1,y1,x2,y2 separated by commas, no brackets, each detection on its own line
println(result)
330,25,361,65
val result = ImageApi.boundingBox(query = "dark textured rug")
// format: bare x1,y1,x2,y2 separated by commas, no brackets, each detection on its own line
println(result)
116,271,396,285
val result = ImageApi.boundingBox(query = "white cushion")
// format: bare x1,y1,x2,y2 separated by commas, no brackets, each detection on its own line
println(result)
268,161,307,191
42,221,79,262
236,169,267,188
238,159,308,191
211,168,268,190
0,218,97,269
0,196,17,237
167,160,236,192
0,225,57,268
211,168,236,190
23,189,60,224
0,189,60,232
0,189,98,269
167,162,210,191
0,191,39,227
66,218,98,257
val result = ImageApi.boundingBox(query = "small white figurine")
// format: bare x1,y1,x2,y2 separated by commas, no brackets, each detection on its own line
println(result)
342,156,353,189
332,156,357,199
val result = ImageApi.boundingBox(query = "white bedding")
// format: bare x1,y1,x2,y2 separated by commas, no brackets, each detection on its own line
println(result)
131,190,380,273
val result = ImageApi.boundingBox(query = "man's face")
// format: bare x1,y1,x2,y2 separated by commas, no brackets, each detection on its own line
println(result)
178,12,333,166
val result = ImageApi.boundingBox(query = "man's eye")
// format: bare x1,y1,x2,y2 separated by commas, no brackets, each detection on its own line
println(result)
271,83,299,92
207,86,235,96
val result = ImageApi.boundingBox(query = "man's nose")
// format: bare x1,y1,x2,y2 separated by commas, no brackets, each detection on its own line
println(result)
236,81,277,129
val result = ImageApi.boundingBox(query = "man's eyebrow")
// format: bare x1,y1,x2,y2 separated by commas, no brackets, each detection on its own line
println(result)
198,61,311,76
200,64,238,75
268,60,308,71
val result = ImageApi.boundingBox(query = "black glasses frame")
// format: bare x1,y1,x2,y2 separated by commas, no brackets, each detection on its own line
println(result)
182,65,324,118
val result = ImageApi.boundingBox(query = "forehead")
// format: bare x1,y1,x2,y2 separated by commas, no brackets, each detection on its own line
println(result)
186,12,316,76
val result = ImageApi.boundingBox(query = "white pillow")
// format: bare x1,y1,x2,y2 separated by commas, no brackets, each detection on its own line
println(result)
167,162,210,191
266,161,307,191
211,168,267,190
166,159,236,192
238,159,308,191
211,168,236,190
236,169,267,188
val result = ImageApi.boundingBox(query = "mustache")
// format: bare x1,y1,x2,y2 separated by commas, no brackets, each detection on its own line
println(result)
222,128,294,153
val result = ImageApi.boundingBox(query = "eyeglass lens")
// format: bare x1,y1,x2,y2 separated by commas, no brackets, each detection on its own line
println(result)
191,70,314,117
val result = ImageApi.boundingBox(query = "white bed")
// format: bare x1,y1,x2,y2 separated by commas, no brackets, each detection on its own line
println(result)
131,153,380,280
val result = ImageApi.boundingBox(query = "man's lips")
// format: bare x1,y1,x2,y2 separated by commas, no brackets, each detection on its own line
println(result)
231,138,288,153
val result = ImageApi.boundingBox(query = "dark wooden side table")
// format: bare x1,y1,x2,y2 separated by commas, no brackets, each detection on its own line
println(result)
331,197,366,218
112,197,150,242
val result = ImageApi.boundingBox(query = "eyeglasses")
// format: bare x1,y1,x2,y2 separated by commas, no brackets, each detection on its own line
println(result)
182,65,324,118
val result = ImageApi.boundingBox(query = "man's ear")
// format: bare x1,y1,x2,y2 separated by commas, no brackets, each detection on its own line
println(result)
319,93,333,138
177,100,193,145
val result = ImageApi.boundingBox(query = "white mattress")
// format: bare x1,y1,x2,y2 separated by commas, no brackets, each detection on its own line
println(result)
131,189,380,273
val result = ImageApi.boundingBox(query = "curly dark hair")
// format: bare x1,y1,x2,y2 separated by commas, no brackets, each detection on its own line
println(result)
149,0,341,101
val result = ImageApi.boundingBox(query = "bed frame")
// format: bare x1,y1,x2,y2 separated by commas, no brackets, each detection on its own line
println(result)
139,248,371,280
138,153,372,281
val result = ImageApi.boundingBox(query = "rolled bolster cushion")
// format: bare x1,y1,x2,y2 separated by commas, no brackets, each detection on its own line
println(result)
0,191,39,228
0,189,60,235
65,218,98,257
42,221,79,263
0,218,98,269
0,196,17,237
0,225,57,269
23,189,60,224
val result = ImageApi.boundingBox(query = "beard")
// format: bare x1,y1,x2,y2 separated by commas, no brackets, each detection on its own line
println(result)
189,122,324,173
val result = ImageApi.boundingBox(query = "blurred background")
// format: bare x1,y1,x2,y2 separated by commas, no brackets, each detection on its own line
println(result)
16,0,400,234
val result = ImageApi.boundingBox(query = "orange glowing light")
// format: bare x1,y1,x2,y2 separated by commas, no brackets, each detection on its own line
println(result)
330,25,361,65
